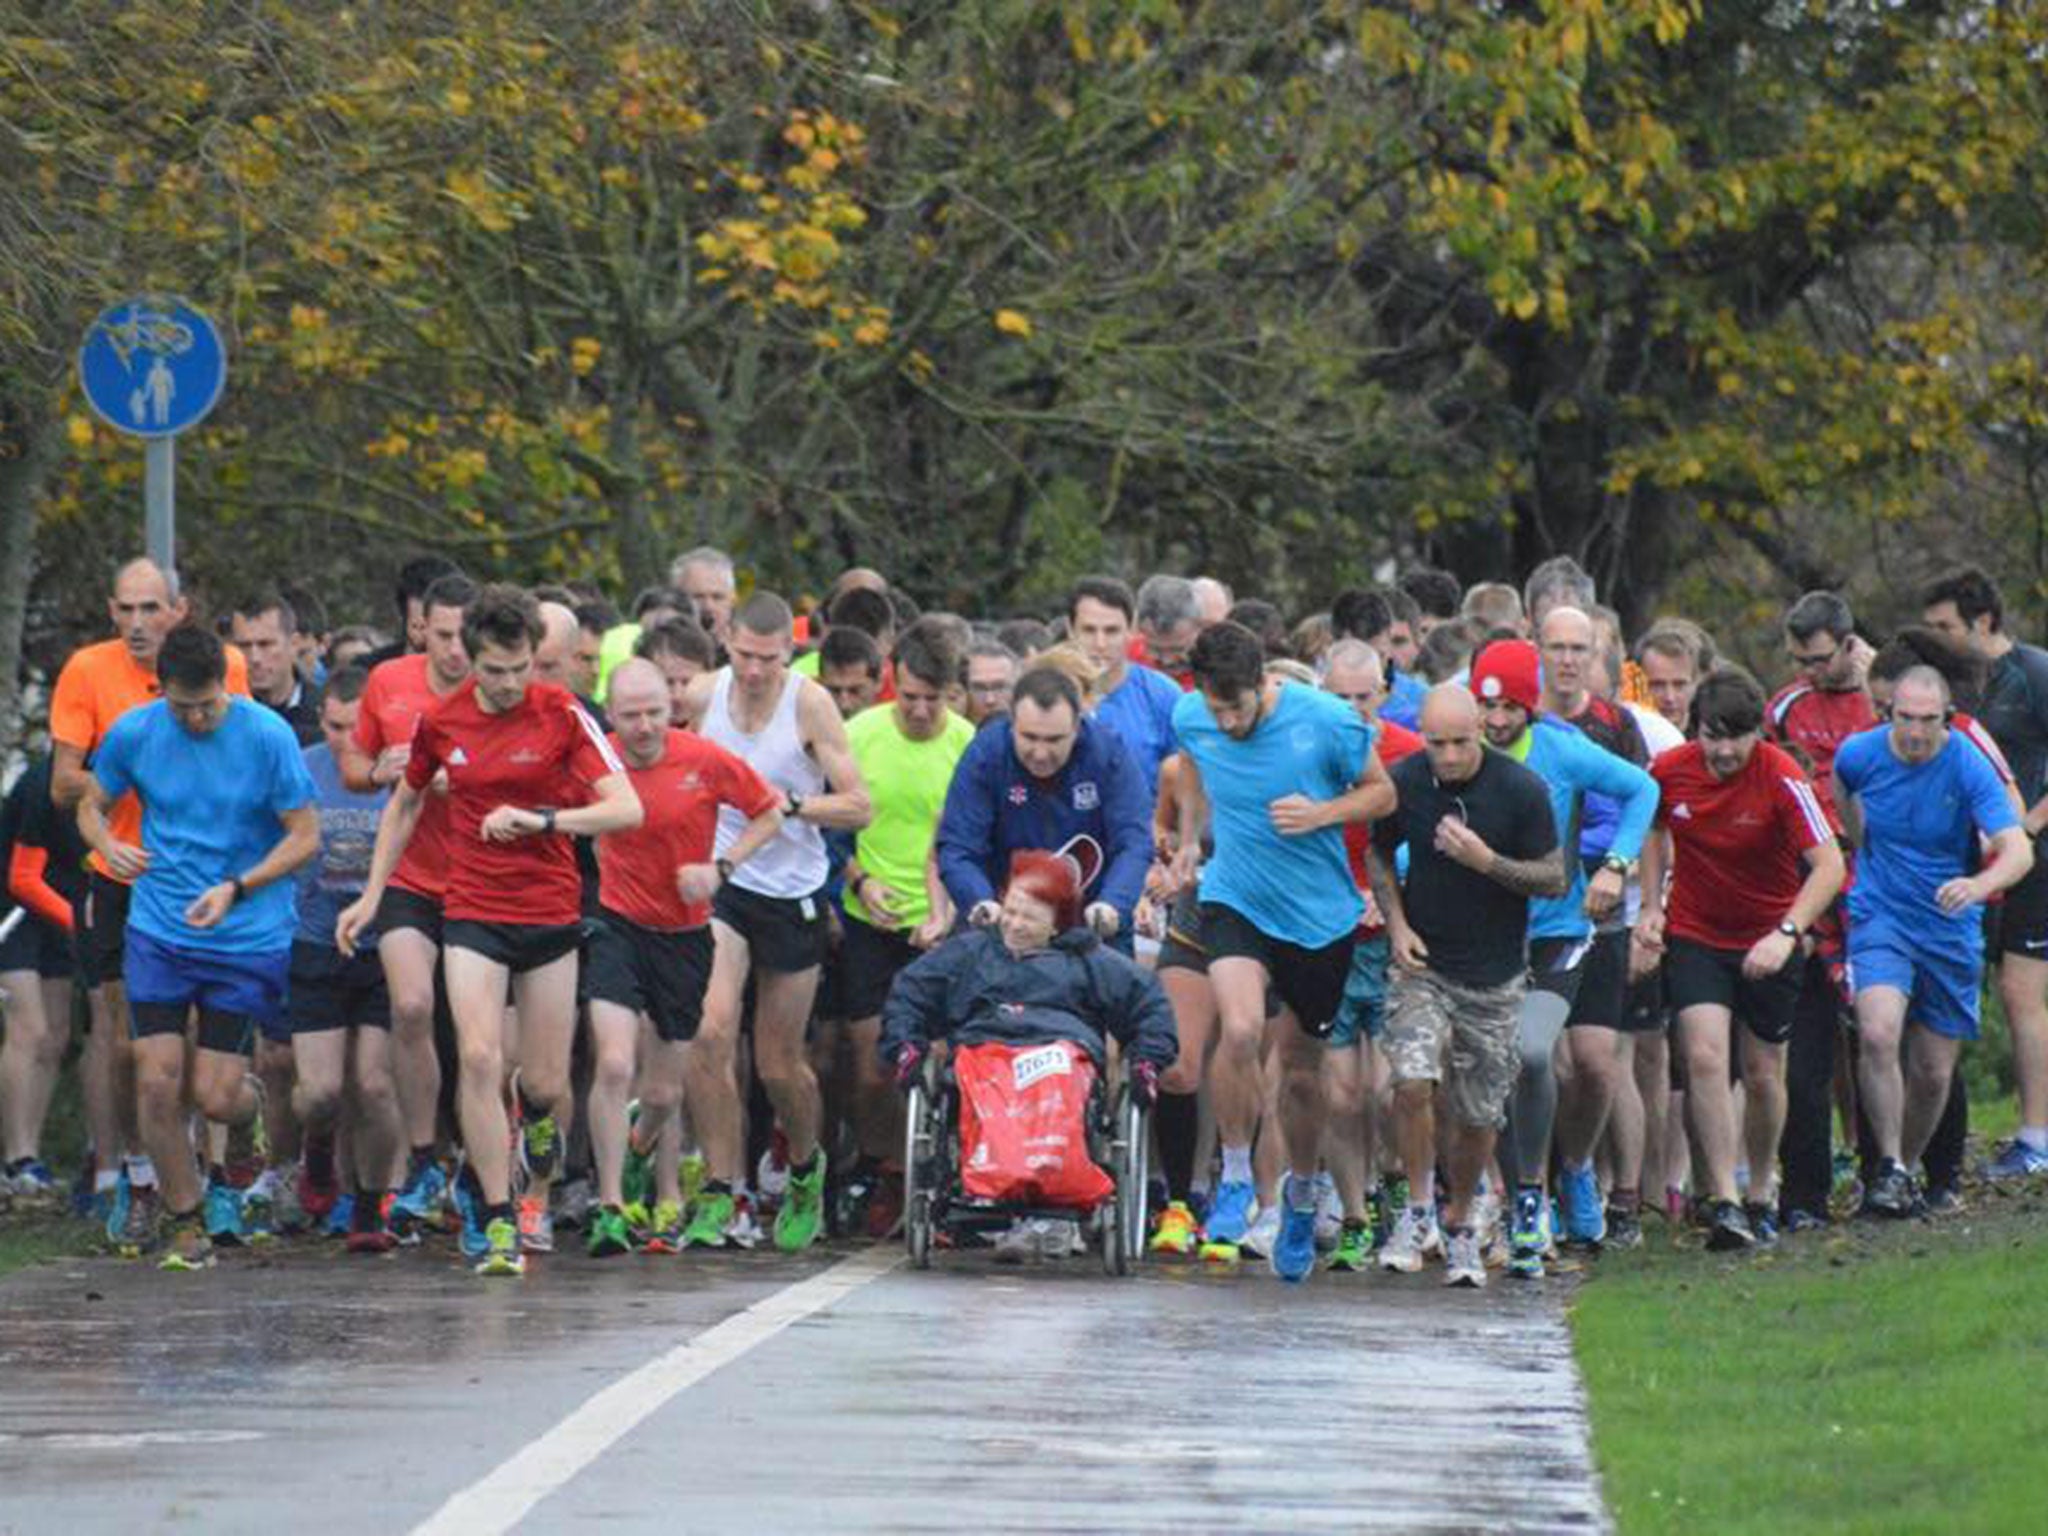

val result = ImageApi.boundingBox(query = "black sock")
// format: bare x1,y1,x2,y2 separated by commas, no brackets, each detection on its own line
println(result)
353,1190,388,1231
207,1163,229,1188
704,1178,732,1197
484,1201,514,1227
409,1146,435,1179
5,1157,30,1177
793,1148,822,1179
461,1164,485,1200
518,1088,551,1124
305,1134,336,1187
1155,1090,1199,1204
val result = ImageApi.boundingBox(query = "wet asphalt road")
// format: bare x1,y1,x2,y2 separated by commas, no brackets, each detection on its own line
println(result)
0,1238,1606,1533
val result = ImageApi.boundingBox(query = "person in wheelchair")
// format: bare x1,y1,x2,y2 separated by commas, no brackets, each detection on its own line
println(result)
881,850,1176,1261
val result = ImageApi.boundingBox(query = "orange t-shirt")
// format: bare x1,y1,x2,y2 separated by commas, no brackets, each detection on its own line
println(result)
50,637,251,881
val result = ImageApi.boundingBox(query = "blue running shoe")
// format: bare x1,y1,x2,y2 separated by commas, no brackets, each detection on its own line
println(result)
325,1193,355,1238
454,1180,491,1260
1560,1162,1606,1246
1203,1178,1257,1246
1270,1175,1319,1284
103,1169,133,1246
203,1181,247,1247
1509,1187,1545,1280
391,1159,449,1233
1985,1138,2048,1180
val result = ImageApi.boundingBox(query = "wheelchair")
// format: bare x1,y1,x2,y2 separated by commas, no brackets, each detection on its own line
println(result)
901,1046,1150,1275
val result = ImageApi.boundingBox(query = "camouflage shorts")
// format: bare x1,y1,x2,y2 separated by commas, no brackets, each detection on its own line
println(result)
1384,967,1525,1130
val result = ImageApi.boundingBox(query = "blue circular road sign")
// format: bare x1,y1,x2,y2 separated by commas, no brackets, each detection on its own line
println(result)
77,296,227,439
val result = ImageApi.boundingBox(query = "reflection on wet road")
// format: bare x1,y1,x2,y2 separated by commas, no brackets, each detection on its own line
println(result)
0,1242,1606,1532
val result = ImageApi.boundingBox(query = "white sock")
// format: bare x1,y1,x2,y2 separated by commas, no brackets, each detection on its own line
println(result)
1220,1145,1253,1185
1412,1169,1436,1208
125,1155,158,1188
94,1168,120,1193
2019,1126,2048,1152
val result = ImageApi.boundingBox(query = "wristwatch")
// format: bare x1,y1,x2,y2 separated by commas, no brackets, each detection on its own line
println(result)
715,857,735,882
785,792,806,820
1777,918,1802,939
540,807,557,833
229,876,248,903
1600,853,1635,877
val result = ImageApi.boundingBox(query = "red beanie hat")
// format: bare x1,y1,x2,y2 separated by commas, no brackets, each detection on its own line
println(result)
1470,639,1542,714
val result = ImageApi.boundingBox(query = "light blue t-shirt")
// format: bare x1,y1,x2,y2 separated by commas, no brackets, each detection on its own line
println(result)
1093,662,1182,804
93,697,318,956
1383,669,1427,730
1173,682,1372,947
296,742,388,947
1836,726,2018,944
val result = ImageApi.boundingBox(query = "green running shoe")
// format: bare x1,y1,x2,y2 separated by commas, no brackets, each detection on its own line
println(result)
520,1110,561,1185
1328,1217,1373,1272
476,1216,526,1276
774,1151,827,1252
640,1200,685,1254
679,1152,707,1217
621,1102,653,1211
587,1205,633,1258
683,1188,737,1248
158,1215,215,1272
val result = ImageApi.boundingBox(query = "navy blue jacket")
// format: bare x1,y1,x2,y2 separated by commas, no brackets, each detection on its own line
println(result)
879,927,1178,1071
934,717,1152,921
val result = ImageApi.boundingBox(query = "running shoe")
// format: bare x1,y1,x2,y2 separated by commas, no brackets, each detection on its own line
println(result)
992,1219,1041,1264
1312,1171,1343,1251
1202,1178,1257,1247
773,1150,826,1252
1603,1205,1644,1252
1378,1206,1441,1274
1743,1201,1780,1247
476,1217,525,1277
241,1169,280,1242
682,1187,738,1249
1328,1218,1373,1273
520,1109,562,1186
517,1193,555,1253
864,1165,905,1242
116,1180,161,1258
203,1180,246,1247
1508,1188,1546,1280
1559,1161,1606,1246
346,1196,399,1255
1860,1159,1916,1219
621,1102,654,1211
757,1131,791,1215
390,1159,449,1236
555,1177,595,1233
1148,1200,1200,1257
158,1215,215,1273
104,1169,133,1248
298,1161,340,1226
724,1195,766,1249
1037,1218,1084,1259
325,1194,355,1238
1922,1182,1964,1217
587,1205,634,1258
1240,1203,1282,1260
1705,1199,1754,1251
455,1181,491,1261
679,1151,708,1214
1270,1175,1318,1284
1442,1225,1486,1289
5,1159,60,1207
1984,1137,2048,1180
639,1200,685,1254
1781,1206,1829,1235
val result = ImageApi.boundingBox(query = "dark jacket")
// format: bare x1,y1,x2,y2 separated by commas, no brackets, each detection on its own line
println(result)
879,927,1177,1072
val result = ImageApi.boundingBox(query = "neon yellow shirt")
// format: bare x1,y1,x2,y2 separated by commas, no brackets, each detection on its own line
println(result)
843,704,973,928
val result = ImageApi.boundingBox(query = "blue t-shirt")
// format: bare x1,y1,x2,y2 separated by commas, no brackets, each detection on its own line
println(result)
296,742,388,948
93,698,318,956
1092,663,1182,805
1836,726,2018,943
1519,716,1659,941
1173,682,1372,947
1383,669,1427,731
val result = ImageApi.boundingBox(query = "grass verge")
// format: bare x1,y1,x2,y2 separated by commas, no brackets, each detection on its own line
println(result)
1571,1175,2048,1534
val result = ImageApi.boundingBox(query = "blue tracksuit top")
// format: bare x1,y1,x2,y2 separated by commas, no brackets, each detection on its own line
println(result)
935,715,1153,920
1520,715,1659,941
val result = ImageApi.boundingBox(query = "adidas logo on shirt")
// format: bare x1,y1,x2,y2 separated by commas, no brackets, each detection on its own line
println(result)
448,747,469,766
1671,803,1692,820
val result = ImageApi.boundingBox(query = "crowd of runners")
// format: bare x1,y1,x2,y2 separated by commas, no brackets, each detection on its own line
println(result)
3,543,2046,1285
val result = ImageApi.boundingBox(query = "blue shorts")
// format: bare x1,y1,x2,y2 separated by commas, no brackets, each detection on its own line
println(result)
1327,931,1391,1049
1846,913,1982,1042
124,928,289,1052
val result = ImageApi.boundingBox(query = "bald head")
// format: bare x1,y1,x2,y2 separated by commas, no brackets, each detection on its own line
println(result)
1322,639,1385,724
607,656,673,764
1538,604,1595,710
607,656,667,711
109,557,187,665
534,601,583,690
1420,682,1484,784
1190,577,1233,626
1421,683,1480,734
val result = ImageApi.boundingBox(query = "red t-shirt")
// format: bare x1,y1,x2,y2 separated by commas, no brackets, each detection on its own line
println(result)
1767,682,1874,826
405,679,622,925
599,730,779,931
1654,740,1836,950
1346,718,1425,933
354,655,458,901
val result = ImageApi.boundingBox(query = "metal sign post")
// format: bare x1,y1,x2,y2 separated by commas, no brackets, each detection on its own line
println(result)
76,296,228,581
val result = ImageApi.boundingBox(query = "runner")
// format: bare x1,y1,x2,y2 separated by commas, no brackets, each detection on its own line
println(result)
1166,620,1393,1283
1634,622,1711,734
0,755,82,1203
964,638,1020,726
360,555,461,671
1637,667,1845,1250
680,592,871,1253
1831,666,2031,1214
1920,565,2048,1179
815,626,886,722
1134,574,1201,685
230,591,323,746
634,615,721,722
1068,577,1182,802
76,626,319,1270
50,558,251,1246
582,660,782,1256
1367,685,1564,1287
340,572,475,1234
337,584,641,1276
838,623,974,1239
670,546,738,646
1468,639,1657,1278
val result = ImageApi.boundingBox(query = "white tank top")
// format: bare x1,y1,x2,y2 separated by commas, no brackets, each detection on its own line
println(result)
700,667,828,898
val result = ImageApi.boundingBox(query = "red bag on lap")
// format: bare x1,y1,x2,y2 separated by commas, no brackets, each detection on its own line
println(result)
955,1040,1113,1209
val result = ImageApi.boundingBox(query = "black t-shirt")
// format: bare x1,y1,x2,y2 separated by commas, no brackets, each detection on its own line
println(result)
1979,643,2048,809
1373,747,1558,988
262,683,325,748
0,756,88,914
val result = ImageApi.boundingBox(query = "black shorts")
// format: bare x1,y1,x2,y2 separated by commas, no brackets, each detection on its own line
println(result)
288,940,391,1034
377,885,444,944
583,912,712,1044
1198,902,1355,1037
1620,969,1667,1037
1566,929,1629,1029
0,913,73,979
1992,851,2048,959
443,919,583,975
1527,935,1592,1006
838,912,919,1020
75,872,131,988
1156,890,1208,975
712,883,827,975
1664,937,1801,1045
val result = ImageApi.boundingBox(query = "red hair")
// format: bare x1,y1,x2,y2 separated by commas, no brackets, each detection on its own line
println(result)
1005,850,1084,932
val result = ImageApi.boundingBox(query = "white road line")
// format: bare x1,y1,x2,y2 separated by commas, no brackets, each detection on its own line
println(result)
410,1247,901,1536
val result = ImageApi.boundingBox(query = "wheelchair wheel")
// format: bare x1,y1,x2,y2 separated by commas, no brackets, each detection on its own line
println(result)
1116,1091,1150,1273
904,1081,934,1269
